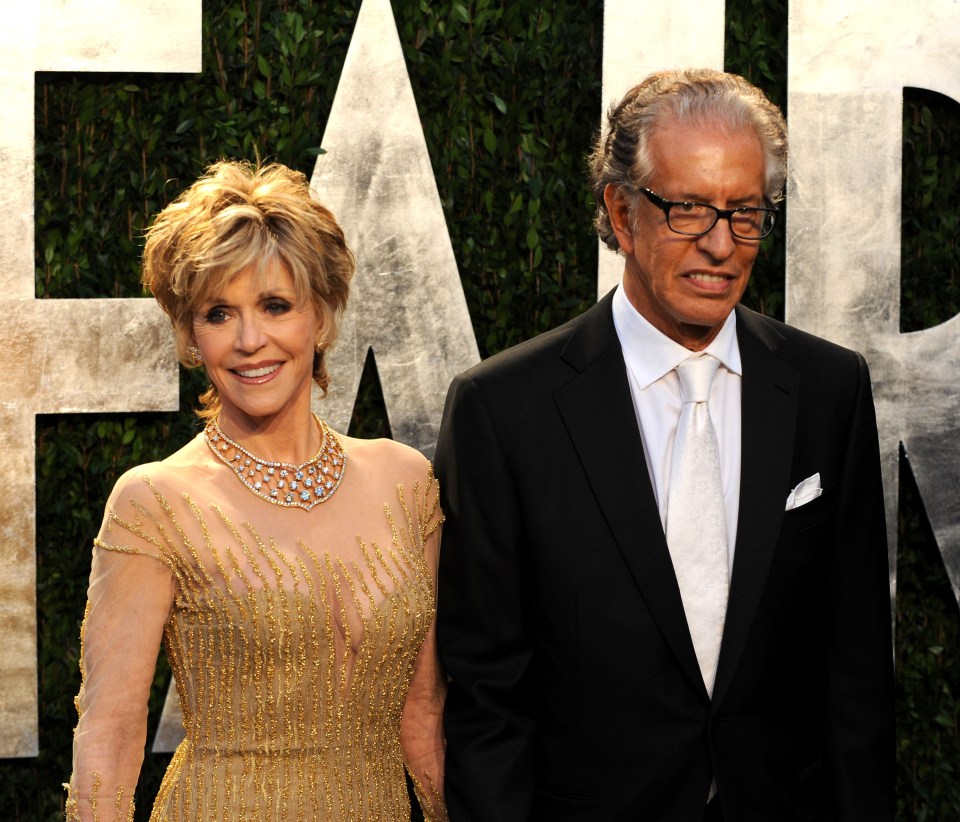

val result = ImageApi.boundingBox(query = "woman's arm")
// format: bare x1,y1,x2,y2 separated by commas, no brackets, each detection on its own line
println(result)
401,609,448,822
66,481,175,822
400,467,448,822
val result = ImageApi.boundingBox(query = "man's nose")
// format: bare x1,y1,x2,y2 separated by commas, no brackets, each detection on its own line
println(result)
696,216,737,261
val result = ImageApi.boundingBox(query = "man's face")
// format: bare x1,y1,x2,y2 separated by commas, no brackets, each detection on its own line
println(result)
606,118,767,351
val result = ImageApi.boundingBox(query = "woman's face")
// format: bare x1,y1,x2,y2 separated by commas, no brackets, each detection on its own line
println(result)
192,261,321,431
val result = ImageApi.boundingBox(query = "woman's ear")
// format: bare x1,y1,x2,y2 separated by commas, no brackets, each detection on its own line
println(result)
186,339,203,365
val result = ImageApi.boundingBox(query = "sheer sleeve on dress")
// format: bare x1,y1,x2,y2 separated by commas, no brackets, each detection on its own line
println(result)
65,471,176,822
400,465,449,822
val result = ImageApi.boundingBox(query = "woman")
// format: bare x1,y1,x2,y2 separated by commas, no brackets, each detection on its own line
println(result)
65,161,447,821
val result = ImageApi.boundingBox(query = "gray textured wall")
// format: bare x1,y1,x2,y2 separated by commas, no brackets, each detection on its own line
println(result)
0,0,197,759
786,0,960,615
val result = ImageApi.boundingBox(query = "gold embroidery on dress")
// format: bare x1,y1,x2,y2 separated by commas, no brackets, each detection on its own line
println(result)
63,771,135,822
67,468,444,821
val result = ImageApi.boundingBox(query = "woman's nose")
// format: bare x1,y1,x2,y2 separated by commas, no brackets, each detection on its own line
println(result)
235,314,267,352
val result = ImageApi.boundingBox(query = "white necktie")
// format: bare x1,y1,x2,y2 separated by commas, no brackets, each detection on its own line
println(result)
665,355,729,696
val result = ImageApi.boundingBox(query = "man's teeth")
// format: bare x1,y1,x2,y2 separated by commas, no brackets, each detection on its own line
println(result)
237,364,280,378
689,273,727,283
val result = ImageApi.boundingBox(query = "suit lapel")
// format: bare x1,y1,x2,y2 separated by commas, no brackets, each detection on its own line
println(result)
712,306,800,707
553,294,705,694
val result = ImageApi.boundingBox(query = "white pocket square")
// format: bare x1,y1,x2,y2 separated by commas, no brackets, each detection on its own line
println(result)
785,472,822,511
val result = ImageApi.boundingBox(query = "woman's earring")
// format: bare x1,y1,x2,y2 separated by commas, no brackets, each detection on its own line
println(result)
188,346,203,365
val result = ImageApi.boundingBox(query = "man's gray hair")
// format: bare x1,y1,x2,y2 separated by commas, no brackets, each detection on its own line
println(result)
588,68,788,252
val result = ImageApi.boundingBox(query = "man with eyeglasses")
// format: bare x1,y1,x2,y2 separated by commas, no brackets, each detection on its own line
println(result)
435,69,894,821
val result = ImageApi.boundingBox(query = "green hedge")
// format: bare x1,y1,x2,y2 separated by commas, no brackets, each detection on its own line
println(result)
4,0,957,818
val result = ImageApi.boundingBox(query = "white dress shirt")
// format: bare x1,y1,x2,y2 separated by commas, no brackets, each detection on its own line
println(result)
611,284,741,573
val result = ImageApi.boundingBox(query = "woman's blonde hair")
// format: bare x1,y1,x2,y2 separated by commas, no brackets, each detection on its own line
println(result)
142,160,355,419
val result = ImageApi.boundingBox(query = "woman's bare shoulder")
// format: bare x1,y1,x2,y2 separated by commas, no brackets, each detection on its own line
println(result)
337,433,431,481
105,434,208,506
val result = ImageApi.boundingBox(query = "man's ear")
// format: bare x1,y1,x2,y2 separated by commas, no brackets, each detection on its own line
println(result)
603,184,635,254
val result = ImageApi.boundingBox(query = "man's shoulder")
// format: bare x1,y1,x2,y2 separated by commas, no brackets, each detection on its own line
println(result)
737,304,864,368
459,296,615,388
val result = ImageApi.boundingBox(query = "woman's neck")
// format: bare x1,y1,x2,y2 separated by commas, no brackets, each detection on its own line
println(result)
213,407,322,465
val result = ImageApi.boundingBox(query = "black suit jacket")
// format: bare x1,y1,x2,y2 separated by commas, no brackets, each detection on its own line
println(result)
435,292,894,822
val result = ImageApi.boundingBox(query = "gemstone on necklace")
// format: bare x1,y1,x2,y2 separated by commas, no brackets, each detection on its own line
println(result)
203,416,346,510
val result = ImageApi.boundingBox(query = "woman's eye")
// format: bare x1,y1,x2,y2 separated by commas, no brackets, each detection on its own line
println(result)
205,307,229,324
265,300,291,315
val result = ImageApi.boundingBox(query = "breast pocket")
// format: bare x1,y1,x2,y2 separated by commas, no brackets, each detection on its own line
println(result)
779,491,836,536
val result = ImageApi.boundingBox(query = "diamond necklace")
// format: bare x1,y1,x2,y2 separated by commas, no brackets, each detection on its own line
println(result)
203,415,346,510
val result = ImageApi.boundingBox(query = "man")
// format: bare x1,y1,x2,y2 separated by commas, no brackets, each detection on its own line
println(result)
434,69,894,821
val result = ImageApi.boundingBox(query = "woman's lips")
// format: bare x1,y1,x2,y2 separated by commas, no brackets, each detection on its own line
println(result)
233,362,281,381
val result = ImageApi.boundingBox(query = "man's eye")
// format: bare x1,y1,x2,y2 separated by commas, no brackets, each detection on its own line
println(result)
675,202,704,215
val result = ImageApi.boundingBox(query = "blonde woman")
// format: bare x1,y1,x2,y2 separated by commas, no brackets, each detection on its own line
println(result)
66,161,447,821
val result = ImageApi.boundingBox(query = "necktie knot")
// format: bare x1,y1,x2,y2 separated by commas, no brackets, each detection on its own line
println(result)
677,355,720,404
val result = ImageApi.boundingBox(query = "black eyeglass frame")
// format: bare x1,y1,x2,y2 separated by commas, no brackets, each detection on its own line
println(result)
638,187,778,240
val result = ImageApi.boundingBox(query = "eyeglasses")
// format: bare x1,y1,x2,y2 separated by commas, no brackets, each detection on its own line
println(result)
638,187,778,240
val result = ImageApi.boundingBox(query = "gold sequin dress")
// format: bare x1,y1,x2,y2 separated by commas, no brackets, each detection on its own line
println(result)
66,434,447,822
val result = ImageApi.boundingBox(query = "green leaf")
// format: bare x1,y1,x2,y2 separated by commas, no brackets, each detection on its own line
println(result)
525,225,539,250
256,53,272,79
483,124,496,152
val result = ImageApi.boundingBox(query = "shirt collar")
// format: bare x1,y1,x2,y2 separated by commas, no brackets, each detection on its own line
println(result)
611,282,742,390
